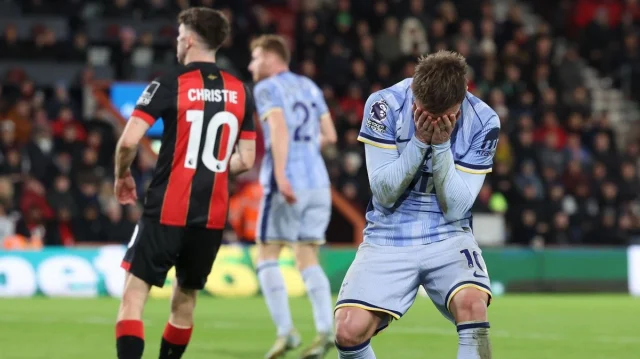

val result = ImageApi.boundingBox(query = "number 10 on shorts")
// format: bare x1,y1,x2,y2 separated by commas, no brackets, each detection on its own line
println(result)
460,249,488,277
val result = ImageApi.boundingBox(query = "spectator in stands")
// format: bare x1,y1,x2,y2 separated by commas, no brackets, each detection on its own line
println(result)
619,161,639,203
112,27,137,80
564,133,592,167
47,175,77,217
557,46,585,92
585,210,628,245
4,100,32,146
473,183,507,214
104,199,135,245
74,202,108,244
375,17,402,64
581,7,613,72
0,24,23,59
32,27,61,60
20,178,53,222
549,212,574,245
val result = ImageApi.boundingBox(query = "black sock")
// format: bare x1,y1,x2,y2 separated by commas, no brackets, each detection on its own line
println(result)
116,320,145,359
159,322,192,359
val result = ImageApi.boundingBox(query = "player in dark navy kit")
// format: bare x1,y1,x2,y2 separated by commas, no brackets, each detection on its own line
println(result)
113,8,257,359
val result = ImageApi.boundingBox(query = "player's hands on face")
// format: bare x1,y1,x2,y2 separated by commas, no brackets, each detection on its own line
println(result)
430,113,457,145
276,176,297,204
114,172,138,205
413,104,435,145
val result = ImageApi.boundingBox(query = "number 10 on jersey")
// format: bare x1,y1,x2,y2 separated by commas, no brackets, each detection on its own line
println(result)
184,110,239,173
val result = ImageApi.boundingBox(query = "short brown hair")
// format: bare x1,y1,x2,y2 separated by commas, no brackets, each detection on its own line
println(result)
250,35,291,64
412,50,468,115
178,7,230,51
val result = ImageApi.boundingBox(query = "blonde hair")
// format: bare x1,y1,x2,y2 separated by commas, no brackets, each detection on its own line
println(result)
250,34,291,64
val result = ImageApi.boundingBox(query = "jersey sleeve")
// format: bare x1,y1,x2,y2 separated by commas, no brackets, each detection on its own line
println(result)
455,116,500,174
131,76,174,126
253,80,284,122
240,84,257,140
357,93,397,150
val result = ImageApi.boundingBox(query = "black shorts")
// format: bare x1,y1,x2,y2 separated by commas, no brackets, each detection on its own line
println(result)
121,217,223,289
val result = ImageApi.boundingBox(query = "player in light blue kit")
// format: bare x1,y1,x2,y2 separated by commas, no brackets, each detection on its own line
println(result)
248,35,338,359
334,51,499,359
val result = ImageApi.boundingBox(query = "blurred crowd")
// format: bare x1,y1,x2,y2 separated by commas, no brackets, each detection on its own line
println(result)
0,82,143,248
289,0,640,246
0,0,639,248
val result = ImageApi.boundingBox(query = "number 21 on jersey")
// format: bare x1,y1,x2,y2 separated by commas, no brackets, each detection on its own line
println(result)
184,109,239,173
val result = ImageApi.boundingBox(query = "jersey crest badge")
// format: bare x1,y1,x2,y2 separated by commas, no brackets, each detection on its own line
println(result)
366,99,389,133
369,99,389,124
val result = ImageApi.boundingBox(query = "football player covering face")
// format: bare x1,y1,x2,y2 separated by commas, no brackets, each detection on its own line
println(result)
335,51,498,359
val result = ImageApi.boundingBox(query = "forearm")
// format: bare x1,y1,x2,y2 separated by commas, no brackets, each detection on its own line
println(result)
319,135,331,149
270,130,288,178
319,114,337,148
229,152,249,175
431,140,481,221
368,136,428,207
115,116,149,179
114,143,137,179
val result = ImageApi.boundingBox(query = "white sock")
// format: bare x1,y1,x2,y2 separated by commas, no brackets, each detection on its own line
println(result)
457,321,491,359
301,265,334,334
337,339,376,359
257,260,293,336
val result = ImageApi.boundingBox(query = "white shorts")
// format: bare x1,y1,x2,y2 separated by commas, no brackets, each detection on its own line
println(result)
335,233,492,332
256,188,331,245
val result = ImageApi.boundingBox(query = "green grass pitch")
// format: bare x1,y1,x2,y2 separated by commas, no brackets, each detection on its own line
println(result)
0,295,638,358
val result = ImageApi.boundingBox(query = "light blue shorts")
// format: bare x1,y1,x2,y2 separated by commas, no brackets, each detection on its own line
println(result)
256,188,331,245
335,233,492,332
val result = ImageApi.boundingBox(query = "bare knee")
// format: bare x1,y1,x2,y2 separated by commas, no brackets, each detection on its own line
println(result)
294,244,319,271
169,285,198,327
118,274,150,321
334,308,381,347
450,287,489,323
257,243,283,262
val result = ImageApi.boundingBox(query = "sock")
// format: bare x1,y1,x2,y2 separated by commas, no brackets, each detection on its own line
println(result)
116,320,144,359
159,322,193,358
457,321,491,359
336,339,376,359
301,265,334,334
257,260,294,336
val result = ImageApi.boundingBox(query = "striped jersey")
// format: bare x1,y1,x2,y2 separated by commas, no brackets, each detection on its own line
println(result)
132,62,256,229
358,78,500,246
253,71,330,192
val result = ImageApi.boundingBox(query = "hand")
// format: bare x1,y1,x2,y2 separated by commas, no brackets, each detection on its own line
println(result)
413,105,435,145
114,172,138,205
430,113,457,145
276,176,296,204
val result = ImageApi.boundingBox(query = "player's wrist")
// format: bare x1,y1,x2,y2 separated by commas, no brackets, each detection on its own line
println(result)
116,169,132,179
275,172,288,184
411,135,430,148
432,139,451,151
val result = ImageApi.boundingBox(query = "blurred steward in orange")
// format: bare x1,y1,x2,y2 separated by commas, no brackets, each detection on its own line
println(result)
228,181,262,245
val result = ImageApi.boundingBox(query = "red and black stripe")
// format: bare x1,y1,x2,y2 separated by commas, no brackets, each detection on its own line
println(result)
204,71,246,229
159,70,204,226
185,71,226,227
145,64,252,230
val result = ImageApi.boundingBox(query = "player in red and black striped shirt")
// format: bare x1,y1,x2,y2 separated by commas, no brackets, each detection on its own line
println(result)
113,8,256,359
